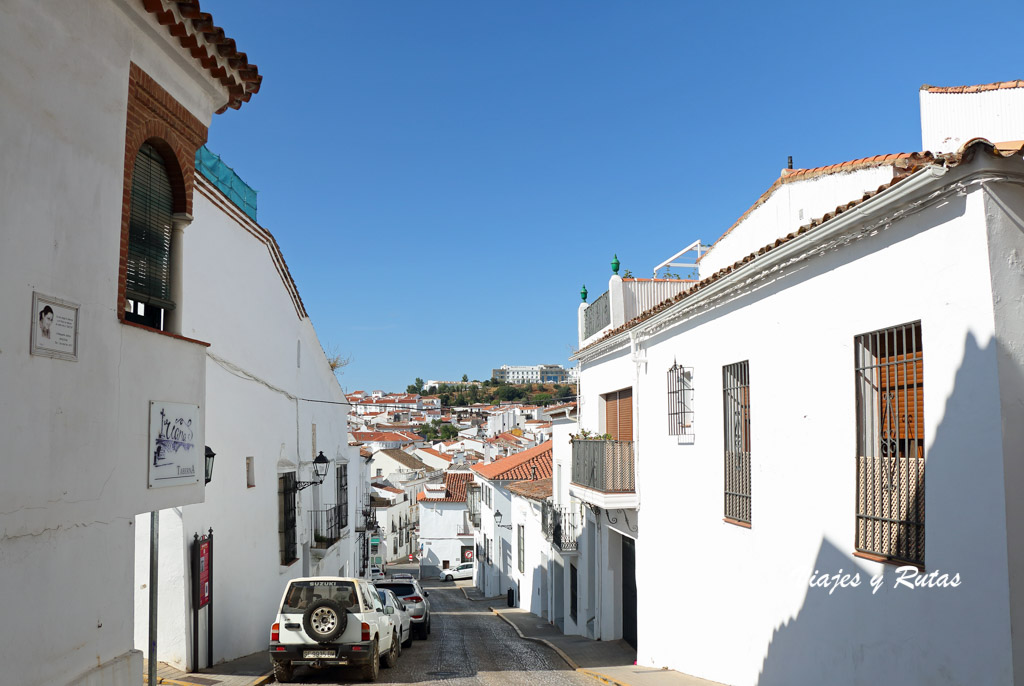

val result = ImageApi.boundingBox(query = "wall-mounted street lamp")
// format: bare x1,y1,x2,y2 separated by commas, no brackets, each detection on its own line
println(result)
493,510,513,530
296,451,330,491
204,446,216,485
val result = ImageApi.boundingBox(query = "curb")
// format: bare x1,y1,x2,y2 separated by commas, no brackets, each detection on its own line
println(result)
577,668,631,686
489,607,580,670
144,671,273,686
460,585,503,602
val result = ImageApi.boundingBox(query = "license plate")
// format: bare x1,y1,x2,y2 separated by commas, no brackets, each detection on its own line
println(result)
303,650,335,659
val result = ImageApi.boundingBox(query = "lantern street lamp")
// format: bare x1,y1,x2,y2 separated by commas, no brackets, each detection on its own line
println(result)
493,509,513,530
204,446,216,485
296,451,331,491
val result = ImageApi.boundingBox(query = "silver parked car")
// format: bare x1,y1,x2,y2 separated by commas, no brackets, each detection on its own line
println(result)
374,578,431,639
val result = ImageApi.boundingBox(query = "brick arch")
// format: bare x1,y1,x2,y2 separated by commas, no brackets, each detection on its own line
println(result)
117,64,208,321
129,129,189,215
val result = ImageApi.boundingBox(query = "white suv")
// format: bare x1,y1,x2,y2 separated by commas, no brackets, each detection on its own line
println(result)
268,577,400,683
439,562,474,582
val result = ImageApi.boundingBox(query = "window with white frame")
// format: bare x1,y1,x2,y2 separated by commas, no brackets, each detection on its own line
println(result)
854,321,925,566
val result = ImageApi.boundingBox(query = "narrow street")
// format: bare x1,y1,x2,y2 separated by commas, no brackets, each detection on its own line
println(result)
283,570,593,686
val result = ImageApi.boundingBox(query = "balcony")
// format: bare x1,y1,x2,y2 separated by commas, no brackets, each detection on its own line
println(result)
542,501,579,553
311,505,342,550
570,439,638,510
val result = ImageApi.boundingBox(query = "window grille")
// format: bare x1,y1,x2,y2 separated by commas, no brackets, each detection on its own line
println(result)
722,361,751,524
667,362,694,435
337,464,349,529
855,321,924,566
278,473,298,565
517,525,525,573
126,143,175,329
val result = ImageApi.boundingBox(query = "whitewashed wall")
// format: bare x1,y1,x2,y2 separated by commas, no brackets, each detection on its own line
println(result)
418,501,471,577
509,497,548,616
921,87,1024,153
131,179,355,668
0,2,229,684
698,166,897,278
581,181,1019,686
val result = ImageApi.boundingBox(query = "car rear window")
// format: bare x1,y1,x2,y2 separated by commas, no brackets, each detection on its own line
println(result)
281,580,360,613
375,582,416,597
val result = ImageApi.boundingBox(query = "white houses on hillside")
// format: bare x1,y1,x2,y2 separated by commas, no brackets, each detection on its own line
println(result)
0,2,261,684
568,84,1024,685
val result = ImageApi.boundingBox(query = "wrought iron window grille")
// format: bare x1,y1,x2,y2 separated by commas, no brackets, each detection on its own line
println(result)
722,361,751,524
667,361,694,436
854,321,924,566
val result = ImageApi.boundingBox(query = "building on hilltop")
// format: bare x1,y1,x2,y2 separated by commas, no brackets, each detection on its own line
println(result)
491,364,575,384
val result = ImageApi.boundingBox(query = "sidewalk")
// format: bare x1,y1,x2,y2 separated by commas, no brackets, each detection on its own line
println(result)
142,651,271,686
486,605,726,686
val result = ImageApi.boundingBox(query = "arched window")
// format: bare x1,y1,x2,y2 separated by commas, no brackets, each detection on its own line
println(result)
125,142,175,329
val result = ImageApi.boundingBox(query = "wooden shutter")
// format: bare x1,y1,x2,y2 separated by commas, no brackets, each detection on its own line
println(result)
605,393,619,440
603,387,633,441
126,143,175,310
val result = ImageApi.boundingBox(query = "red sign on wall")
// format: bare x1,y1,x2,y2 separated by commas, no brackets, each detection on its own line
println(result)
198,539,211,608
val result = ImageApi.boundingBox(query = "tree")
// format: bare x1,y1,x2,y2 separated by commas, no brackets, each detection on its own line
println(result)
461,373,469,382
533,393,552,403
439,424,459,440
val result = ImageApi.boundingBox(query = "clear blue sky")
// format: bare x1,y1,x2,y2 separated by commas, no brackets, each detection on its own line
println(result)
205,0,1023,393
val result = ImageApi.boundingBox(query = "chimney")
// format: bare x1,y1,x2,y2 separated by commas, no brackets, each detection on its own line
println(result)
787,155,793,169
531,465,537,481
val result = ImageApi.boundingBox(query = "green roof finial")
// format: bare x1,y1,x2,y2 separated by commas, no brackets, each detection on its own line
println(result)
611,254,620,275
580,284,588,302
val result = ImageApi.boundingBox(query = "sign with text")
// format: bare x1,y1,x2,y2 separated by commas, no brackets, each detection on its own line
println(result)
148,401,202,488
30,292,79,361
198,539,211,608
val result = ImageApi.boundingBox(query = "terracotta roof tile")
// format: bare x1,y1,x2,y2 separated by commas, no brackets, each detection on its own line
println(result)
375,449,428,471
418,471,473,502
923,80,1024,93
471,441,553,481
578,139,1019,356
507,477,553,501
142,0,261,113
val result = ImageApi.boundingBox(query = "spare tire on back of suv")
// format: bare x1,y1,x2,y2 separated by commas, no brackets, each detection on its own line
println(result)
302,598,347,643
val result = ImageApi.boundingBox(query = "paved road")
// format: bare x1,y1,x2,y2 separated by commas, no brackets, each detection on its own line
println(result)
282,572,592,685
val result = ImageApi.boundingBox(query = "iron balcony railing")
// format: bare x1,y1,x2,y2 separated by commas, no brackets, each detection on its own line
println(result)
571,439,635,493
311,505,342,550
543,501,579,552
583,290,611,339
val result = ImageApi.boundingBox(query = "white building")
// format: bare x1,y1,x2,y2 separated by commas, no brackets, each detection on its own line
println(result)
0,2,259,684
506,478,553,615
372,483,415,564
570,83,1024,686
130,154,358,669
417,469,476,578
491,364,573,384
471,442,553,598
368,448,430,482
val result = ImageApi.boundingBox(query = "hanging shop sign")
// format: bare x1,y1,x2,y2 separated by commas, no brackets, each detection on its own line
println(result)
148,401,202,488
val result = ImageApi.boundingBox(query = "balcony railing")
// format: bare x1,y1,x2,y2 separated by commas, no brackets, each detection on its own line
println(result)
571,439,635,493
311,505,342,550
583,290,611,340
542,501,579,552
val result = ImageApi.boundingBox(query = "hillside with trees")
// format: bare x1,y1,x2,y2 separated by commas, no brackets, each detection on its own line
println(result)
406,377,576,408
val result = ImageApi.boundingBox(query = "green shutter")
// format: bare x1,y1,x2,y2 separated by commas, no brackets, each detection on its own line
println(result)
126,143,175,310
